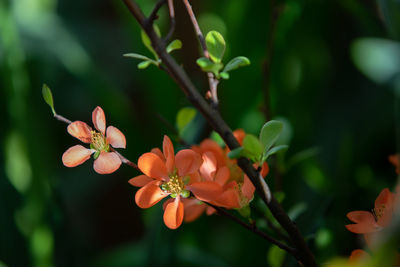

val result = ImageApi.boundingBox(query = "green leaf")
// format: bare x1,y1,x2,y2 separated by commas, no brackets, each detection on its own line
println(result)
210,131,225,147
141,25,161,59
42,84,56,115
176,107,197,133
351,38,400,84
166,39,182,53
227,147,244,159
263,145,288,161
205,30,226,63
219,71,229,79
223,56,251,72
267,245,286,267
237,205,251,218
123,53,153,62
196,57,223,75
243,134,263,160
259,120,284,158
288,202,307,220
138,61,152,69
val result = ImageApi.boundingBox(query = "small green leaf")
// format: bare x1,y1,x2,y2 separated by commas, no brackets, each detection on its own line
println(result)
227,147,244,159
42,84,56,115
223,56,251,72
176,107,197,133
263,145,289,161
138,60,152,69
205,30,226,63
274,191,285,203
219,71,230,79
196,57,223,75
141,25,161,59
93,151,100,160
166,39,182,53
210,131,225,147
243,134,263,160
124,53,153,62
259,120,284,158
288,202,307,220
237,205,251,218
267,245,286,267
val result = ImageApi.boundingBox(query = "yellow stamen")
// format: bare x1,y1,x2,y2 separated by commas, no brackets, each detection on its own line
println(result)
91,131,108,151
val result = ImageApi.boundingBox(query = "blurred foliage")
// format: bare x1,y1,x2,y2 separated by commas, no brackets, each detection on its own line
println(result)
1,0,400,266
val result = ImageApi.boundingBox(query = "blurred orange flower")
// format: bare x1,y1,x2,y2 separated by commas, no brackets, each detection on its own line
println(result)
129,136,222,229
62,106,126,174
345,188,395,234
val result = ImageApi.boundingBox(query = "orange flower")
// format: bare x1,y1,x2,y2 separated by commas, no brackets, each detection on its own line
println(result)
389,154,400,174
129,136,222,229
62,106,126,174
345,188,395,234
349,249,370,262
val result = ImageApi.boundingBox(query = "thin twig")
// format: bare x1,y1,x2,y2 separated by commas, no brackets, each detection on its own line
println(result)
54,113,139,171
181,0,219,108
208,203,296,255
262,0,283,121
54,114,72,124
164,0,176,42
122,1,316,265
147,0,167,25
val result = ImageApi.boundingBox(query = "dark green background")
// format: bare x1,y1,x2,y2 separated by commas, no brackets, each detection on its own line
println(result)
1,0,399,266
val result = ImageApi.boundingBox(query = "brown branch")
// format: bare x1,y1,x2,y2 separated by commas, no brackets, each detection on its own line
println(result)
181,0,219,108
164,0,176,42
147,0,167,25
262,0,284,121
122,1,316,266
208,203,296,255
54,113,139,171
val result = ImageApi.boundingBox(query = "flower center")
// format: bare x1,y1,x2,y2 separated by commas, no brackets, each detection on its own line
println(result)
91,131,109,151
161,174,189,198
373,204,385,220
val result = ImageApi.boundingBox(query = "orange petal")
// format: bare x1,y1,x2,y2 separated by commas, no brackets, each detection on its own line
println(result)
163,135,175,173
375,188,394,227
187,181,222,202
138,152,168,180
92,106,106,134
128,175,154,187
199,152,217,181
260,162,269,177
67,121,92,143
182,198,206,222
62,145,94,167
233,129,246,145
197,139,226,167
215,166,230,186
242,176,255,200
345,211,378,233
106,126,126,148
175,149,202,176
163,197,184,229
93,151,121,174
212,186,240,208
151,148,165,161
388,154,400,174
135,181,167,208
349,249,370,262
206,206,216,215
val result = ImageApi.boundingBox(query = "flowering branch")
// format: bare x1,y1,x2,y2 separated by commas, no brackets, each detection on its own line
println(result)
182,0,220,109
121,1,317,266
53,113,140,171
